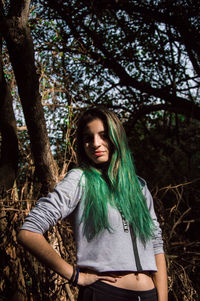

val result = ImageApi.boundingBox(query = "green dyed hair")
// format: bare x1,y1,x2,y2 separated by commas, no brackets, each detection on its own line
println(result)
76,107,155,243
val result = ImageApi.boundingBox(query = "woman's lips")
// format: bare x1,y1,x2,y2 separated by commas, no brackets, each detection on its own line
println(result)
94,151,104,156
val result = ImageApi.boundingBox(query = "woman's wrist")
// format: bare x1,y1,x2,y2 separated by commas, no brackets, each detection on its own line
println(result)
68,265,79,286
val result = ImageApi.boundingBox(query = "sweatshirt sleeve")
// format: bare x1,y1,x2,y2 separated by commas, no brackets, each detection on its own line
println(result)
143,184,164,255
21,168,83,234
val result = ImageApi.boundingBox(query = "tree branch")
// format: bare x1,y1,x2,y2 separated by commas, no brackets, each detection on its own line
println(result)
130,102,200,124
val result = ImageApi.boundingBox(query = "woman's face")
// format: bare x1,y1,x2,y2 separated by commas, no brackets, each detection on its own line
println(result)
83,118,111,165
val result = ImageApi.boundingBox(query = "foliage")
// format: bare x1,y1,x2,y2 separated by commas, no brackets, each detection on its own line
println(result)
40,0,200,118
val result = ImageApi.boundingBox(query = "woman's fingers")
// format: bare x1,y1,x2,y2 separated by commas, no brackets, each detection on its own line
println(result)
78,272,121,286
98,275,117,283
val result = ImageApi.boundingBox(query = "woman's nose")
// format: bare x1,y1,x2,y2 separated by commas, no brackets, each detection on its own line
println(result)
93,135,101,147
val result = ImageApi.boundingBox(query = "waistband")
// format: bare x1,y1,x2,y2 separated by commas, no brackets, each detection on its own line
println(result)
80,268,153,278
89,281,157,299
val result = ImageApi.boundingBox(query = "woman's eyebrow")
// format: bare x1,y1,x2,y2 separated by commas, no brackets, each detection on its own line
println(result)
83,130,106,135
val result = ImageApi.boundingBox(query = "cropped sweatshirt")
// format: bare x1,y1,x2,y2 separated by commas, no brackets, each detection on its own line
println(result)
21,168,164,273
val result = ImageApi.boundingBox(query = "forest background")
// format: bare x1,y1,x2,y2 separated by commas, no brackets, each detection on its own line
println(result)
0,0,200,300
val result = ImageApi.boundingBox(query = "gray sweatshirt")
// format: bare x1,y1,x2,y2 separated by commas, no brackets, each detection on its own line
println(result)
21,168,164,272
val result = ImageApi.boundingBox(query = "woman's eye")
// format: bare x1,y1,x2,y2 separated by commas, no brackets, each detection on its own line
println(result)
83,135,92,143
100,132,108,140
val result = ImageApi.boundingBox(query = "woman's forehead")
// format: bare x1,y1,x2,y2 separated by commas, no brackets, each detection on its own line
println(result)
83,118,106,134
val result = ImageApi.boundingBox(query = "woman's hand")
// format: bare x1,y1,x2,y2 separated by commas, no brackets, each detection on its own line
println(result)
78,272,117,286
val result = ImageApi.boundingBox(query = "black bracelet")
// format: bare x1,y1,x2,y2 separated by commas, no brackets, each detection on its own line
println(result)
72,266,79,287
69,265,76,284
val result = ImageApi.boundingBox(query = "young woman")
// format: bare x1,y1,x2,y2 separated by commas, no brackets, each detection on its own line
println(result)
18,108,168,301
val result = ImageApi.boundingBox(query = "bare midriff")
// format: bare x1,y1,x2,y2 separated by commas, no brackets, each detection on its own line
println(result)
81,269,155,291
102,272,155,291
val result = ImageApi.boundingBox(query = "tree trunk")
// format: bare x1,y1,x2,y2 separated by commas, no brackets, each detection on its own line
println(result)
0,34,18,197
1,0,58,194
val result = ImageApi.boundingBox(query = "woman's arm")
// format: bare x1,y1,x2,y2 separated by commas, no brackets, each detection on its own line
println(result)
17,170,117,285
152,253,168,301
17,230,117,286
143,184,168,299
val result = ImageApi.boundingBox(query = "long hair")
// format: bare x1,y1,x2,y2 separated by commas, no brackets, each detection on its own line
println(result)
76,107,154,243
